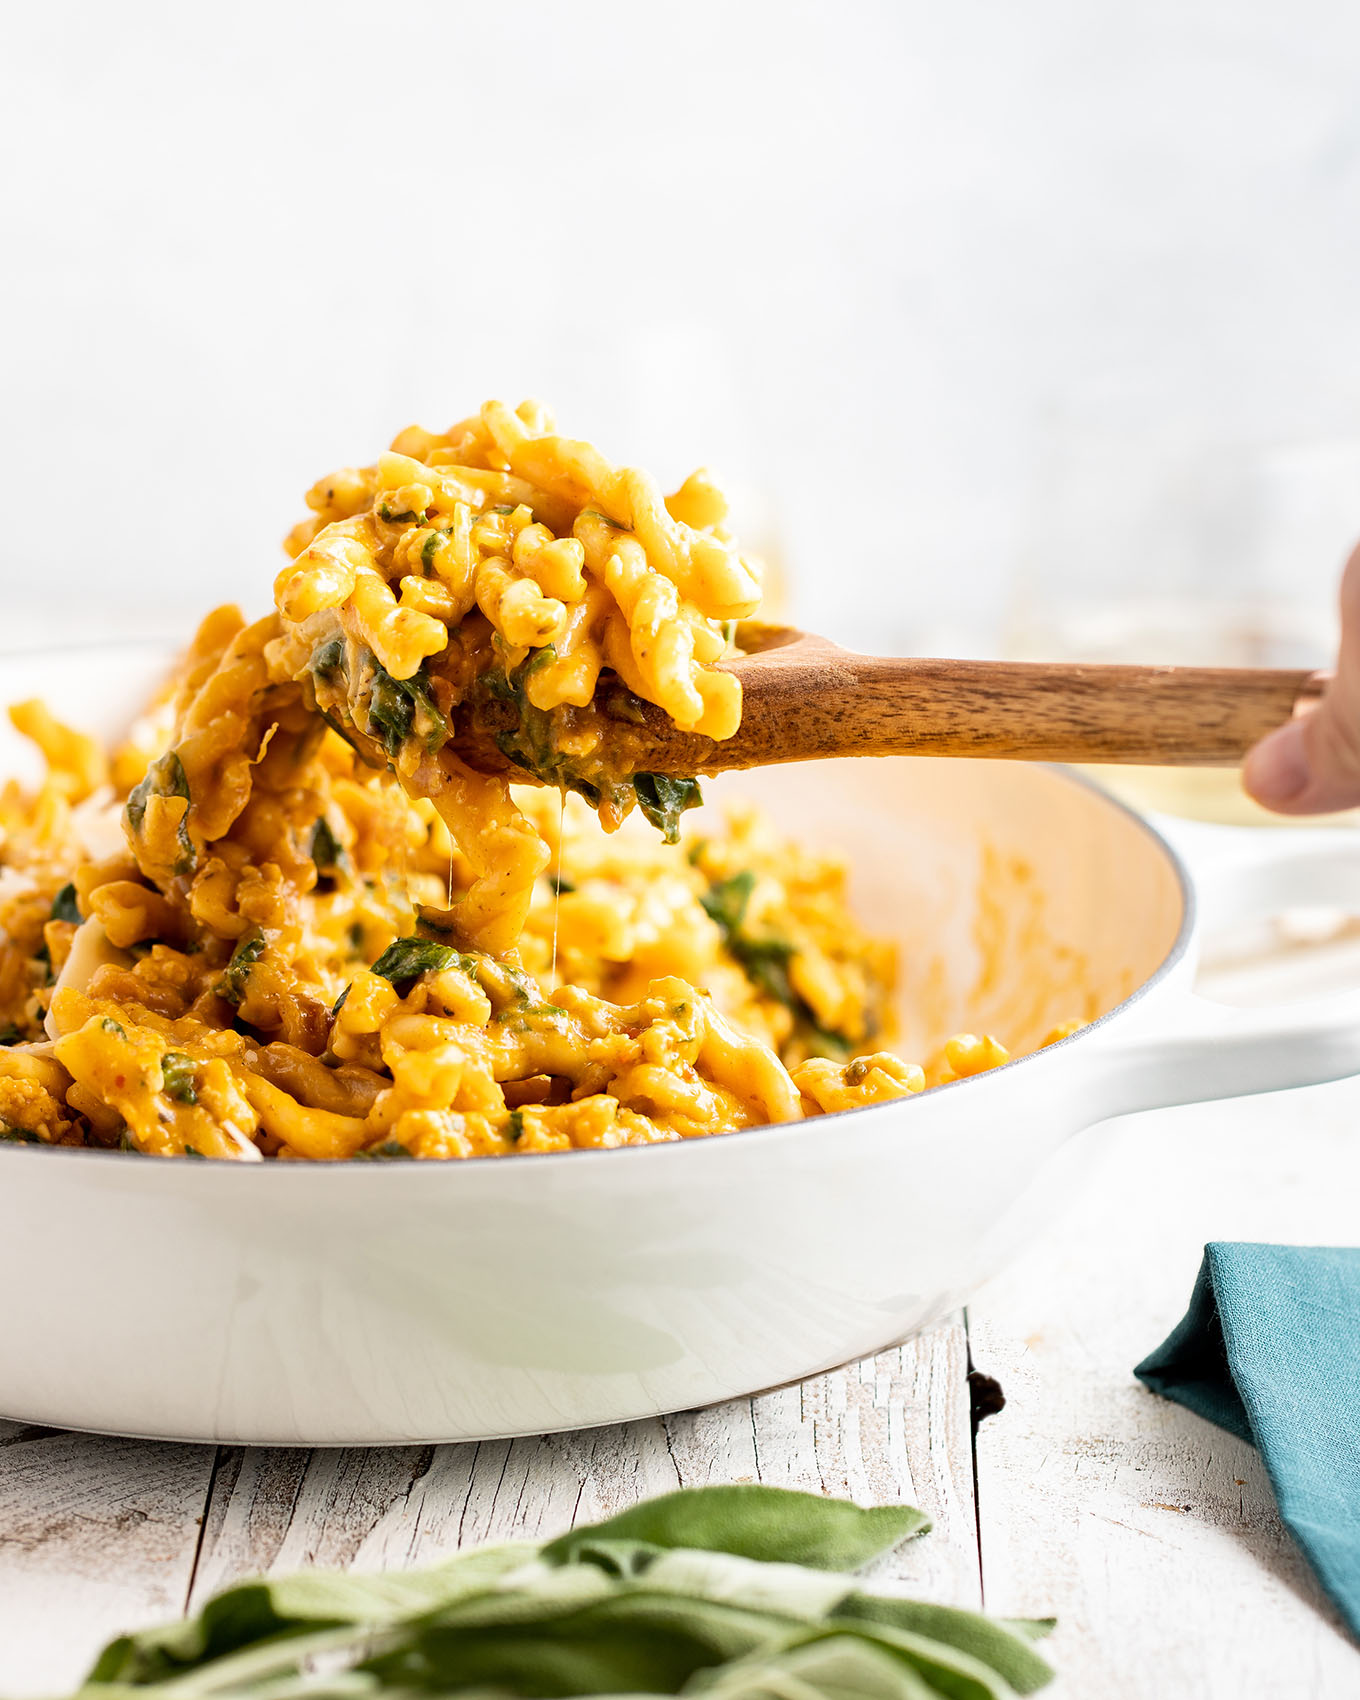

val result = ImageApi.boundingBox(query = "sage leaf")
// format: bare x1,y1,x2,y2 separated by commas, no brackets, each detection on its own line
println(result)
690,1620,1031,1700
641,1548,854,1619
87,1547,529,1685
543,1485,928,1572
370,1593,795,1698
834,1595,1055,1695
72,1487,1051,1700
550,1538,665,1580
688,1631,940,1698
997,1618,1057,1643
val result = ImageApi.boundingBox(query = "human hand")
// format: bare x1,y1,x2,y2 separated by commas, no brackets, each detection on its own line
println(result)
1244,541,1360,814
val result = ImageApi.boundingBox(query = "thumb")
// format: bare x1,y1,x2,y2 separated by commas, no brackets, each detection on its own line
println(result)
1243,540,1360,815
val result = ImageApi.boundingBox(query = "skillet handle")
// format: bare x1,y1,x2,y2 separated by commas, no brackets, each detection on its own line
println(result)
1089,826,1360,1115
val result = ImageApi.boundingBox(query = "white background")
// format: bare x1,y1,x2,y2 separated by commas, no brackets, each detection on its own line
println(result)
3,0,1360,661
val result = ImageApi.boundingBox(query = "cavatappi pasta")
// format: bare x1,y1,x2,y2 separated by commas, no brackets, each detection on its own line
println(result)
0,403,1077,1161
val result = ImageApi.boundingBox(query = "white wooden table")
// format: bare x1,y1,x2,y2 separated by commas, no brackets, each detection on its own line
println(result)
4,1012,1359,1697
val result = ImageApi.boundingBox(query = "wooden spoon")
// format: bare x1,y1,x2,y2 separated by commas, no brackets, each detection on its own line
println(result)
473,625,1327,777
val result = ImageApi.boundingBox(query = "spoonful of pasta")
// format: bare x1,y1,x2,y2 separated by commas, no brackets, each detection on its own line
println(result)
264,399,1323,953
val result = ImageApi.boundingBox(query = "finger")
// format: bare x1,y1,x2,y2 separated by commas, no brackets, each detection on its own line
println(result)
1243,540,1360,814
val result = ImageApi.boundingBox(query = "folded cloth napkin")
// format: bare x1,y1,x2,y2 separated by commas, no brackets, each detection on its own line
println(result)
1135,1243,1360,1642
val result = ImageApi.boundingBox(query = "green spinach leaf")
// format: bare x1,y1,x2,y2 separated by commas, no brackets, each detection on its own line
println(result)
50,883,82,924
125,752,196,876
633,772,703,844
369,937,461,996
309,816,347,878
217,930,265,1007
364,660,447,761
310,636,345,681
700,872,850,1058
159,1052,198,1105
699,870,755,935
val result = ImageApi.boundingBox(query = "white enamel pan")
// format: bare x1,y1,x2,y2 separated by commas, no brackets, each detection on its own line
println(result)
1,645,1358,1446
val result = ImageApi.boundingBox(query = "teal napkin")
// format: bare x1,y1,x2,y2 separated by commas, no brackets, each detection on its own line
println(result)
1135,1243,1360,1642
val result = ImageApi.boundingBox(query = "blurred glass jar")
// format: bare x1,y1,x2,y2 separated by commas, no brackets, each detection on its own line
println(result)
1003,428,1360,825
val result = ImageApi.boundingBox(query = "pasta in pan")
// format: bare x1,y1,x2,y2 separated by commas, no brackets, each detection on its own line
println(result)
0,403,1075,1161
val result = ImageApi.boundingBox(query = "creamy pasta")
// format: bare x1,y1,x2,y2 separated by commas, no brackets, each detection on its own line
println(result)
0,403,1074,1161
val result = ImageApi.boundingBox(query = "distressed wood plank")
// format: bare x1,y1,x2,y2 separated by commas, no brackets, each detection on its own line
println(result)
191,1318,978,1606
0,1426,216,1697
971,1083,1360,1699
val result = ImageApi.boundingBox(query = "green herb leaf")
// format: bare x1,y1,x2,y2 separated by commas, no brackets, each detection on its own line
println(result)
371,1588,785,1697
833,1595,1056,1694
125,751,196,876
641,1546,854,1617
50,883,82,924
699,869,756,935
159,1051,198,1105
0,1124,41,1145
218,930,265,1007
309,816,347,878
543,1486,927,1572
364,659,447,761
729,934,796,1004
998,1617,1058,1642
700,873,850,1059
633,772,703,844
72,1488,1054,1700
0,1023,22,1046
478,652,635,824
87,1547,529,1686
352,1141,415,1162
369,937,461,996
692,1630,940,1698
310,636,345,680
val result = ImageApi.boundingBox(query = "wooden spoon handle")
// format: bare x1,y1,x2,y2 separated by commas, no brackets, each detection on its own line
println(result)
631,654,1330,774
748,655,1329,766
